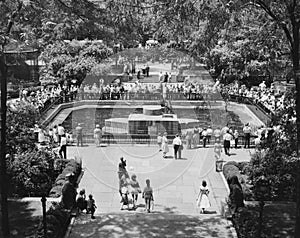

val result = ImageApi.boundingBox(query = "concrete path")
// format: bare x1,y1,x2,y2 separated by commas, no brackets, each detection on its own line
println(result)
66,144,252,237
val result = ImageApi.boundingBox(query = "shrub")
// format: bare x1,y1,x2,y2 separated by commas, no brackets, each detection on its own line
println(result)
223,162,254,201
7,148,60,197
232,206,259,238
49,186,63,198
36,202,71,238
49,158,82,198
223,163,241,181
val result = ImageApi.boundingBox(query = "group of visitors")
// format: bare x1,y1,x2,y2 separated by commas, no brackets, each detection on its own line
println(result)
220,81,286,113
157,132,184,159
75,81,216,102
118,157,154,213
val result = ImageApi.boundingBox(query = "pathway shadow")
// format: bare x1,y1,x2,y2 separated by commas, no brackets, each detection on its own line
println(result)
2,200,41,238
71,212,232,238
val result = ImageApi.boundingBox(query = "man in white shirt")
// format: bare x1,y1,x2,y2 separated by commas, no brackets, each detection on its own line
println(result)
59,134,67,159
172,134,182,160
57,124,65,144
223,130,233,155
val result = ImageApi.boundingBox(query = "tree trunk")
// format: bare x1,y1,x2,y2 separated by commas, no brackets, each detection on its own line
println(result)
0,53,10,237
293,23,300,238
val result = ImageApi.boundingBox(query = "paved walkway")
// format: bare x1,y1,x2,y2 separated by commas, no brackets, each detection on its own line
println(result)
66,144,252,238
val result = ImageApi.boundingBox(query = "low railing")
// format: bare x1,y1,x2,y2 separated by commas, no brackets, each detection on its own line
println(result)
223,93,273,118
72,133,258,147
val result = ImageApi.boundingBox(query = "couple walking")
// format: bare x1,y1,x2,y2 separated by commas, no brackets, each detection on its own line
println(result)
158,132,183,159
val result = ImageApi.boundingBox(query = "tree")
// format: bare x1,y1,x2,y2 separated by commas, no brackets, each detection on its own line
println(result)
232,1,300,236
39,40,113,84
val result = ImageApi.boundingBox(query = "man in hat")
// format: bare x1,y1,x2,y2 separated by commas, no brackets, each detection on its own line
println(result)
61,173,77,209
75,123,83,147
94,124,102,147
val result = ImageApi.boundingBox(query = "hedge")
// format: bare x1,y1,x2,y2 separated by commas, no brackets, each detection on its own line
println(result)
223,161,254,201
35,202,71,238
49,158,82,198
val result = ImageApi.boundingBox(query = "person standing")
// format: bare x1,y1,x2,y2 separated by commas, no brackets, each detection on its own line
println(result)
94,124,102,147
213,127,221,142
59,134,67,159
142,179,154,213
38,126,46,145
172,134,182,160
157,133,163,151
129,174,141,209
201,128,208,148
243,123,251,148
223,130,233,156
234,129,239,149
192,127,199,148
186,128,193,149
118,157,128,180
214,138,223,172
162,132,169,158
57,124,65,144
206,126,213,144
196,180,211,214
53,125,59,144
75,123,83,147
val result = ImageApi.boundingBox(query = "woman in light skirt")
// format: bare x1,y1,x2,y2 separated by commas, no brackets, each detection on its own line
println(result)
196,180,211,214
162,132,169,158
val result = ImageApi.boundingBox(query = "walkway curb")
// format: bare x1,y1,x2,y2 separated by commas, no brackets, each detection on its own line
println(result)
64,216,76,238
220,170,238,238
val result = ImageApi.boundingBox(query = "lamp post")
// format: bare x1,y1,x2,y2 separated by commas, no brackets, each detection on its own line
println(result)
255,175,270,238
41,195,47,238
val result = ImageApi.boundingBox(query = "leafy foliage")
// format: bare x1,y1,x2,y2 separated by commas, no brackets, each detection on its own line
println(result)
6,102,40,154
7,147,60,197
247,89,297,201
39,40,113,83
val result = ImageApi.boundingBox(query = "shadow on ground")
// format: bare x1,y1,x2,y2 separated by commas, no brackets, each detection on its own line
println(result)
69,212,232,238
0,200,41,238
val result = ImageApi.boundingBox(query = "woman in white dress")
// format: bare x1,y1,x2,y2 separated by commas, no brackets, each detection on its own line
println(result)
162,132,169,158
196,180,211,214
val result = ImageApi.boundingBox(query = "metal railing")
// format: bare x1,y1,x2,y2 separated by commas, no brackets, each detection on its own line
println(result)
71,133,258,147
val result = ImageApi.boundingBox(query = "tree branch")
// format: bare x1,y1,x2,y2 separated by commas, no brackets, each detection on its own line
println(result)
5,0,23,35
252,0,294,49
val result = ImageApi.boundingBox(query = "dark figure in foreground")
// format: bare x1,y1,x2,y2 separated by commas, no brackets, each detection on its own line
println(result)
61,173,77,209
228,175,244,213
87,194,97,219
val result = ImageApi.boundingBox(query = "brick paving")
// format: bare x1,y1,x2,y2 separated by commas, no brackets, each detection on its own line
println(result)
66,144,252,238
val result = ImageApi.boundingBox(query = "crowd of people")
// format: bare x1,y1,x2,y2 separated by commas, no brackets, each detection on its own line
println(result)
220,81,286,113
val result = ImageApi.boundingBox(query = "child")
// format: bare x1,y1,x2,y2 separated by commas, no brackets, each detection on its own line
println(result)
87,194,97,219
196,180,211,214
157,133,162,151
76,189,87,213
120,186,130,210
142,179,154,213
